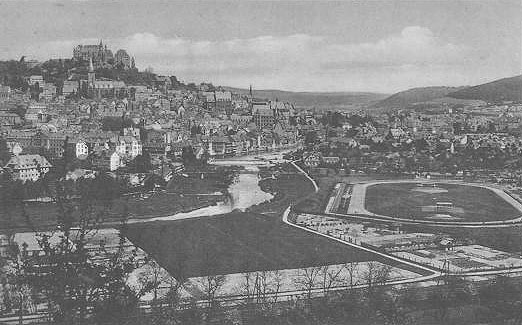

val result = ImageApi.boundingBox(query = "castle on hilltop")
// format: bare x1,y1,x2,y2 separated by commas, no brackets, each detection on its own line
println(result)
73,40,134,69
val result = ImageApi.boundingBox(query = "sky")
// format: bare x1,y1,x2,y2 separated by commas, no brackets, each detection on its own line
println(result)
0,0,520,93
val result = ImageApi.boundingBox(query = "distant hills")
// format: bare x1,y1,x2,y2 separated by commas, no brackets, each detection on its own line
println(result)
447,75,522,102
223,87,388,111
371,74,522,111
228,74,522,113
371,86,463,109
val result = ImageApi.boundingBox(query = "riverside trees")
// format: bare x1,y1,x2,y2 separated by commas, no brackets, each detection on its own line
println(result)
1,171,158,324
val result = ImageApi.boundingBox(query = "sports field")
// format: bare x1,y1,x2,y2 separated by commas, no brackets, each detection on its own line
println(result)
364,182,521,222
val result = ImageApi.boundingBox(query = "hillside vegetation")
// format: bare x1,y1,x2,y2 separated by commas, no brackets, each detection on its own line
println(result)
448,75,522,102
371,86,462,109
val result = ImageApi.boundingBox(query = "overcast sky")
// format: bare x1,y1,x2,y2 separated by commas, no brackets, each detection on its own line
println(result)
0,0,520,93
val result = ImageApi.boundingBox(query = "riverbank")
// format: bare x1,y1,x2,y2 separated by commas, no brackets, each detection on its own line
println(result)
0,165,239,233
250,163,315,215
127,167,274,223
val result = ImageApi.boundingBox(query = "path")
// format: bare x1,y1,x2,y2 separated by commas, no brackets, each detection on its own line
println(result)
286,165,522,278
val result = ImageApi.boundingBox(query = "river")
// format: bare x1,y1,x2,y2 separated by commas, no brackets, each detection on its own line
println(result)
129,167,276,224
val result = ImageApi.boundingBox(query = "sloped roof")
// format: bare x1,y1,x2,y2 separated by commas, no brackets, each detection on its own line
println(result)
5,154,52,169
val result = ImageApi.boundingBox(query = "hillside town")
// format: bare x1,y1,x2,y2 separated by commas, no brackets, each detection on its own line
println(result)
2,42,522,189
1,1,522,323
0,42,302,188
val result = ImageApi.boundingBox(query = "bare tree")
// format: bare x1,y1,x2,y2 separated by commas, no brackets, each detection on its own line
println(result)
320,264,346,295
361,261,393,319
198,273,226,320
136,258,171,306
3,243,36,325
271,270,284,304
240,271,256,304
254,270,271,305
150,274,188,325
293,266,322,302
428,276,471,324
362,261,392,290
344,261,359,289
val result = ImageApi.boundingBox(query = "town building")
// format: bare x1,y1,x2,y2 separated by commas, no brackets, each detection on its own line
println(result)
252,101,275,129
85,58,127,99
62,80,79,97
113,135,142,159
67,137,89,160
115,49,131,69
0,112,22,126
24,103,49,124
0,85,11,100
4,154,52,181
6,130,67,159
41,82,57,101
303,151,322,167
28,75,44,87
215,91,233,113
92,150,123,171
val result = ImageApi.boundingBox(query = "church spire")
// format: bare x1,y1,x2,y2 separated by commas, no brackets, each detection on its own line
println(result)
88,56,94,72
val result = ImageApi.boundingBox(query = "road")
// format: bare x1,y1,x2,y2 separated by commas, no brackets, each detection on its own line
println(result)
285,164,522,278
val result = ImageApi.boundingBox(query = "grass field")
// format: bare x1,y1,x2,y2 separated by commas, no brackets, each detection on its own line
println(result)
124,211,374,278
365,182,520,222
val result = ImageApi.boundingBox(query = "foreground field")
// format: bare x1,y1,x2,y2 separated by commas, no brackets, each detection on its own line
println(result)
365,182,520,222
124,211,374,278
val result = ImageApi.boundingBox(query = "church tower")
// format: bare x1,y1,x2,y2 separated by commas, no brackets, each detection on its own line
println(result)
87,56,96,98
88,57,95,87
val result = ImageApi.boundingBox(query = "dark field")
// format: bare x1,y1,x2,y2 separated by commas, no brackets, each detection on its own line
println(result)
365,182,520,222
124,212,374,278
